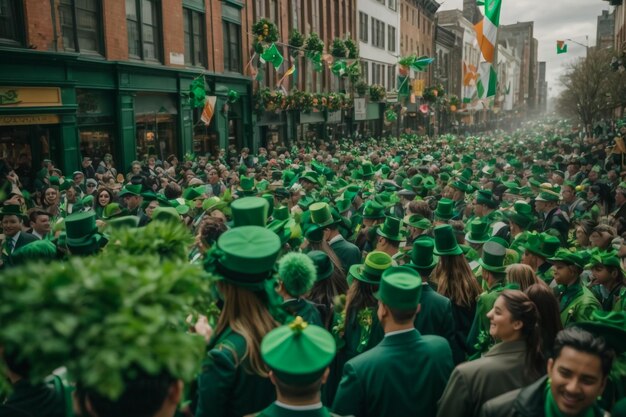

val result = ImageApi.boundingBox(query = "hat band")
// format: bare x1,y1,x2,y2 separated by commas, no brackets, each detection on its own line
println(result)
216,261,272,288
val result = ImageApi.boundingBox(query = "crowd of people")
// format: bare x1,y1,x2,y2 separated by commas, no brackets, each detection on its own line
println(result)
2,118,626,417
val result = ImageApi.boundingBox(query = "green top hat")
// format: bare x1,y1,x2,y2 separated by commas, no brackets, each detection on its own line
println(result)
507,200,534,229
476,190,498,208
465,220,492,244
304,224,324,243
360,163,375,179
65,210,103,248
335,198,352,214
0,204,27,220
231,197,269,227
362,200,385,219
548,248,586,269
405,214,431,230
376,266,422,310
376,216,405,242
523,232,560,259
349,251,393,285
478,238,508,273
105,215,140,230
451,179,472,193
182,186,204,201
433,224,463,256
210,225,281,289
272,205,290,221
309,202,336,227
261,317,336,385
237,176,257,196
585,248,621,269
307,250,334,281
409,236,439,271
575,311,626,354
118,184,142,198
152,207,181,223
434,198,454,220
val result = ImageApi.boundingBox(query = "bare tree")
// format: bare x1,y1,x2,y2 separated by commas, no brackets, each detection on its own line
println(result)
556,48,626,134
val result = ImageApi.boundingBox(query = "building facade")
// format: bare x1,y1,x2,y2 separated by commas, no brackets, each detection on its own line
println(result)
435,25,461,98
597,9,616,50
615,1,626,54
496,43,520,112
357,0,400,91
537,61,547,113
400,0,439,87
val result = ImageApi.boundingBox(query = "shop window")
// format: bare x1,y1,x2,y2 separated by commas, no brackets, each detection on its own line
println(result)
0,0,25,46
193,108,218,156
134,93,178,161
0,125,54,190
223,20,241,73
59,0,103,54
183,8,206,66
126,0,162,62
76,89,115,166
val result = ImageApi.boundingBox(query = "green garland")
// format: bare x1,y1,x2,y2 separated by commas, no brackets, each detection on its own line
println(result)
252,18,279,54
254,88,353,114
369,84,386,102
304,32,324,53
331,38,347,58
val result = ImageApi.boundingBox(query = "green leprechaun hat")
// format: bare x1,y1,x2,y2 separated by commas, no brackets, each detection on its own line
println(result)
433,224,463,256
206,225,281,290
261,316,336,385
230,197,270,227
548,248,586,269
237,176,258,196
376,266,422,310
523,232,560,259
307,250,334,281
409,236,439,272
349,251,393,285
64,210,106,254
465,220,491,244
575,311,626,354
478,238,507,273
434,198,454,220
376,216,405,242
309,202,337,227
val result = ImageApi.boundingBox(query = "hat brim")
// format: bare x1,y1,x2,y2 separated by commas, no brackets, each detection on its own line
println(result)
408,257,439,271
465,233,491,244
348,264,380,285
478,258,507,273
574,322,626,354
434,246,463,256
376,228,405,242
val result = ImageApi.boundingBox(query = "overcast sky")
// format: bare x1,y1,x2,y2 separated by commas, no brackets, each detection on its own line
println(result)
438,0,613,98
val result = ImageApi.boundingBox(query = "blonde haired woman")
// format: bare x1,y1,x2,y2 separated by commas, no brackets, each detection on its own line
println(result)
195,226,283,417
506,263,542,291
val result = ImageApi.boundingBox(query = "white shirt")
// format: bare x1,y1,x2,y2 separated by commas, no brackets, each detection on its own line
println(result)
328,234,344,245
384,328,415,338
274,401,323,411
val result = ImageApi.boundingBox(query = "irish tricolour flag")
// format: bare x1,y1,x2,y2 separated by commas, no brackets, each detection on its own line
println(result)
474,0,501,98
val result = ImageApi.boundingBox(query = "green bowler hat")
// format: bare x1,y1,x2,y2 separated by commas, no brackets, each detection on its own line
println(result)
309,202,336,227
307,250,334,281
118,183,142,198
434,198,454,220
261,316,336,385
376,266,422,310
433,224,463,256
575,311,626,354
362,200,385,219
409,236,439,271
465,220,491,244
548,248,586,269
211,225,281,289
65,210,99,246
478,238,507,273
377,216,405,242
349,251,393,285
523,232,560,259
230,197,270,227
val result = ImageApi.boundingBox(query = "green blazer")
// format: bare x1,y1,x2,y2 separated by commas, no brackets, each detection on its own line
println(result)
332,329,454,417
195,327,276,417
415,284,463,363
329,237,362,272
559,283,601,327
256,403,338,417
282,298,323,327
0,379,66,417
466,283,505,356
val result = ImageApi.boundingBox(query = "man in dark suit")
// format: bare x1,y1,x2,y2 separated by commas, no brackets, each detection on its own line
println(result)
535,190,569,245
1,205,38,268
325,218,362,272
610,182,626,235
332,266,454,417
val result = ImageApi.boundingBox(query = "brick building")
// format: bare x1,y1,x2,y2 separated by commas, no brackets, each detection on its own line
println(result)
400,0,439,87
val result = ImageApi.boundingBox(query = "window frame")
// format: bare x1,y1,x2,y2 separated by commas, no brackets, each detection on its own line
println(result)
0,0,25,46
359,11,368,43
388,25,396,53
388,0,397,11
126,0,163,62
183,7,206,67
59,0,104,55
222,19,242,73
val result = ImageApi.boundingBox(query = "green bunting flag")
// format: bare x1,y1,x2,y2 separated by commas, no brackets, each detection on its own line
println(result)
306,50,323,72
260,43,284,69
398,76,410,96
557,40,568,54
189,77,206,109
331,60,347,76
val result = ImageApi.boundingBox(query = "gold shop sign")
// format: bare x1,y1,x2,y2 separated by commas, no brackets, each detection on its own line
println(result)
0,87,62,107
0,114,60,126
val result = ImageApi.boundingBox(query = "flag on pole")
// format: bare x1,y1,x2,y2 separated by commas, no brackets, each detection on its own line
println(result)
474,0,501,98
462,62,478,103
201,96,217,126
556,40,568,54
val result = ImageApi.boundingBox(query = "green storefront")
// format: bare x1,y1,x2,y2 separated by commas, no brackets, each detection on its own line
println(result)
0,48,252,178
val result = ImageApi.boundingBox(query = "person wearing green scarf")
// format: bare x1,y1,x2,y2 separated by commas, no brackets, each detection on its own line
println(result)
480,327,612,417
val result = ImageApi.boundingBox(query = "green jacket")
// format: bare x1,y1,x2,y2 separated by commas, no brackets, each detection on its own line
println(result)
282,298,323,327
558,281,601,327
329,237,362,272
332,329,453,417
0,379,66,417
256,403,338,417
195,327,275,417
415,284,464,364
466,282,505,357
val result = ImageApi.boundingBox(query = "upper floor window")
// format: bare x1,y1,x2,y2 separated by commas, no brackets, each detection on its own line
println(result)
183,8,206,66
222,4,242,73
388,25,396,52
359,12,368,43
59,0,103,54
388,0,397,11
126,0,162,61
371,18,385,49
0,0,24,45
